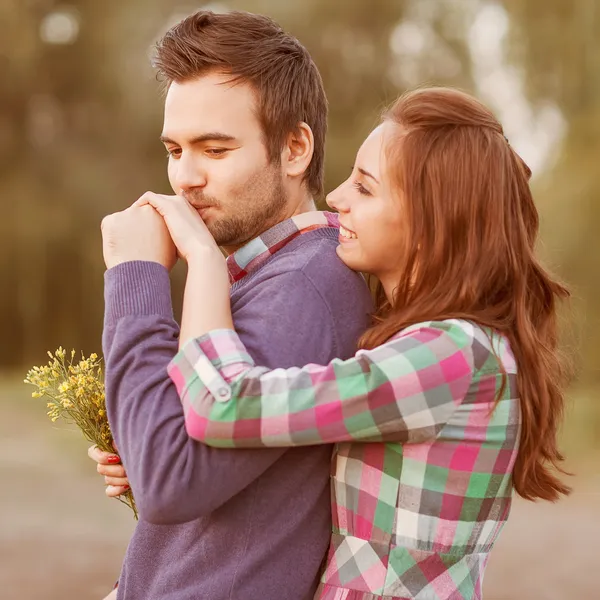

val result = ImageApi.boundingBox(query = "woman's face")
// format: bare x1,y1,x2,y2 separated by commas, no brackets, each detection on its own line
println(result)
326,122,405,280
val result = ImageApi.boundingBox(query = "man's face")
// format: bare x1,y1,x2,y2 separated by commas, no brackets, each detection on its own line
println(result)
161,72,287,250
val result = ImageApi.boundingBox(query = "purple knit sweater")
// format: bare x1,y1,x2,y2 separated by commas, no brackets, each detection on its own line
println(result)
103,228,374,600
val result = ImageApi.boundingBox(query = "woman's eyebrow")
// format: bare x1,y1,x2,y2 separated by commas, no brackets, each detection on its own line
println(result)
357,167,380,184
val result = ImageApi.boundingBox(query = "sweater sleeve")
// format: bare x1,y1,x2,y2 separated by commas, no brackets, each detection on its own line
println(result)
102,261,287,524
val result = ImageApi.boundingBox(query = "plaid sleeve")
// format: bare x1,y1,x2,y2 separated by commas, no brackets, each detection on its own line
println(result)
167,321,478,447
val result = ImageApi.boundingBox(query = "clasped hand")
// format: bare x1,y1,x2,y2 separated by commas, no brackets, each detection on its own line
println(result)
101,192,222,270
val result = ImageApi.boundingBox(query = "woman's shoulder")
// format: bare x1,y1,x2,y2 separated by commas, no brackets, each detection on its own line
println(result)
389,318,517,375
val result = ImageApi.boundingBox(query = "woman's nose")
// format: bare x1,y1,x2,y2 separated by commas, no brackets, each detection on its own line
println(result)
326,182,349,212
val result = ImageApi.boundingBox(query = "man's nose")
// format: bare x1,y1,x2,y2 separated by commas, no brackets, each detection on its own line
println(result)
172,154,207,193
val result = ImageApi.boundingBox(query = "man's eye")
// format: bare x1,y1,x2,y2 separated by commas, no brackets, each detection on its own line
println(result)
166,148,182,159
206,148,229,157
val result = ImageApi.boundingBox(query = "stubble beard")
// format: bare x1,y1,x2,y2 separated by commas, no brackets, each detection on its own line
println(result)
185,164,288,248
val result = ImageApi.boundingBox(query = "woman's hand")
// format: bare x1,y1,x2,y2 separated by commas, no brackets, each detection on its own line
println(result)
88,444,130,498
134,192,220,263
135,192,233,347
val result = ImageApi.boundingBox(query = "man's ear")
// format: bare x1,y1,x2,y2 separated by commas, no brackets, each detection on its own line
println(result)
281,122,314,180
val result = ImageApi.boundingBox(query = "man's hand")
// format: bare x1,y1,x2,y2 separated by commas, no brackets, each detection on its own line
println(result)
88,445,130,498
101,201,177,270
134,192,221,264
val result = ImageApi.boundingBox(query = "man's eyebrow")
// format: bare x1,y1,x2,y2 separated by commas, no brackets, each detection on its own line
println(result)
159,133,237,144
357,167,380,184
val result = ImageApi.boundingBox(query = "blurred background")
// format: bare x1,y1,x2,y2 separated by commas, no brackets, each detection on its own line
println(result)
1,0,599,598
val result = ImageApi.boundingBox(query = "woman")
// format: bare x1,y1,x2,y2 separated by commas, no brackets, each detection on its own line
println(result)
108,87,570,599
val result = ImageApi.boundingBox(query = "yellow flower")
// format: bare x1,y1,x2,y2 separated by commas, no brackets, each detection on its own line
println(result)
98,409,105,417
58,382,70,394
32,392,43,398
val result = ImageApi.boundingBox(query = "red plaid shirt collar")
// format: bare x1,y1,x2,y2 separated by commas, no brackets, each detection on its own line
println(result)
226,211,339,284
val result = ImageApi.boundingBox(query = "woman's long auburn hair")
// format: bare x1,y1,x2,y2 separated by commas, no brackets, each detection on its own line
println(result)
359,87,570,502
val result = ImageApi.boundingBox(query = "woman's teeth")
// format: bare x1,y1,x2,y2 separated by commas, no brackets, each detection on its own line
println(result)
340,225,357,240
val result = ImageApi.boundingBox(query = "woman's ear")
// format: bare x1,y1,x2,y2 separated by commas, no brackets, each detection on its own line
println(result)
281,122,314,180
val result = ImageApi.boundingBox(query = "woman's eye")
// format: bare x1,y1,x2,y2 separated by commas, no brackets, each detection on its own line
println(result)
353,181,371,196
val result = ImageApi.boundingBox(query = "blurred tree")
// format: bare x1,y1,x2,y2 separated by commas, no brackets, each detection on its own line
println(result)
0,0,174,364
501,0,600,382
9,0,585,377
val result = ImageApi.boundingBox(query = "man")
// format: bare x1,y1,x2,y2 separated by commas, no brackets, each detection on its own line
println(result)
93,10,374,600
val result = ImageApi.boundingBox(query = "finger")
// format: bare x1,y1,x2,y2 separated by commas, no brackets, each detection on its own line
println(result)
134,192,174,215
104,475,129,487
105,485,129,498
133,191,160,208
103,588,119,600
88,444,121,465
97,463,127,477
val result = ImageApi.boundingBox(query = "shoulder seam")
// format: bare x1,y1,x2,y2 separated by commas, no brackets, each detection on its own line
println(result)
298,263,340,358
230,234,337,292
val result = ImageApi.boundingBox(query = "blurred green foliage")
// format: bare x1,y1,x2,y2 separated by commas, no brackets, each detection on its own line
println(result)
1,0,597,392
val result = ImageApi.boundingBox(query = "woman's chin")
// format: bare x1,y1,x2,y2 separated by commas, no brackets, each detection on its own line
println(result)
335,244,365,272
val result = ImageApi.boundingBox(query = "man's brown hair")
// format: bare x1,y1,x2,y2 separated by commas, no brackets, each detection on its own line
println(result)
154,10,328,198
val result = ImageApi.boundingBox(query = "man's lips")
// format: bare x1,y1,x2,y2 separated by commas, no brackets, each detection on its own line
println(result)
192,205,215,217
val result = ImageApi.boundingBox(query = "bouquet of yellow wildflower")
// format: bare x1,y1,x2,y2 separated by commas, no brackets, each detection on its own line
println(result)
24,347,137,519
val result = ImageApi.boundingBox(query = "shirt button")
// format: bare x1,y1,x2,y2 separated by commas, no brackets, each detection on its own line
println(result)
216,387,231,402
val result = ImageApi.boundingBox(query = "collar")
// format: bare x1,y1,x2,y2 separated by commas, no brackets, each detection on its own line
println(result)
226,211,339,283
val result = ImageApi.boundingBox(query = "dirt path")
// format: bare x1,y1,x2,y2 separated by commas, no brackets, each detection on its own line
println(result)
2,378,598,600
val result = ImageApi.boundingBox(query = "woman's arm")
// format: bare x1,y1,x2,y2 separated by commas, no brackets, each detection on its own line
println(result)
132,192,234,347
169,320,482,447
179,252,233,349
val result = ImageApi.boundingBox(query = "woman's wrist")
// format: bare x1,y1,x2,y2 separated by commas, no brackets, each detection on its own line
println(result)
179,246,233,348
186,244,226,270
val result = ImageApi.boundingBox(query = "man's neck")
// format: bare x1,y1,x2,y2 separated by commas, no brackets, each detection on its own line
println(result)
222,196,318,256
290,195,318,218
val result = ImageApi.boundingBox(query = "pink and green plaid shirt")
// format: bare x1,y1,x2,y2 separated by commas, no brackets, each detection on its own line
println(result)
169,313,519,596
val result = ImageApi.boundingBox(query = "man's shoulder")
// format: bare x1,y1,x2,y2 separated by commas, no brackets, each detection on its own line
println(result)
287,231,373,307
248,228,361,287
231,227,374,319
231,229,373,365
